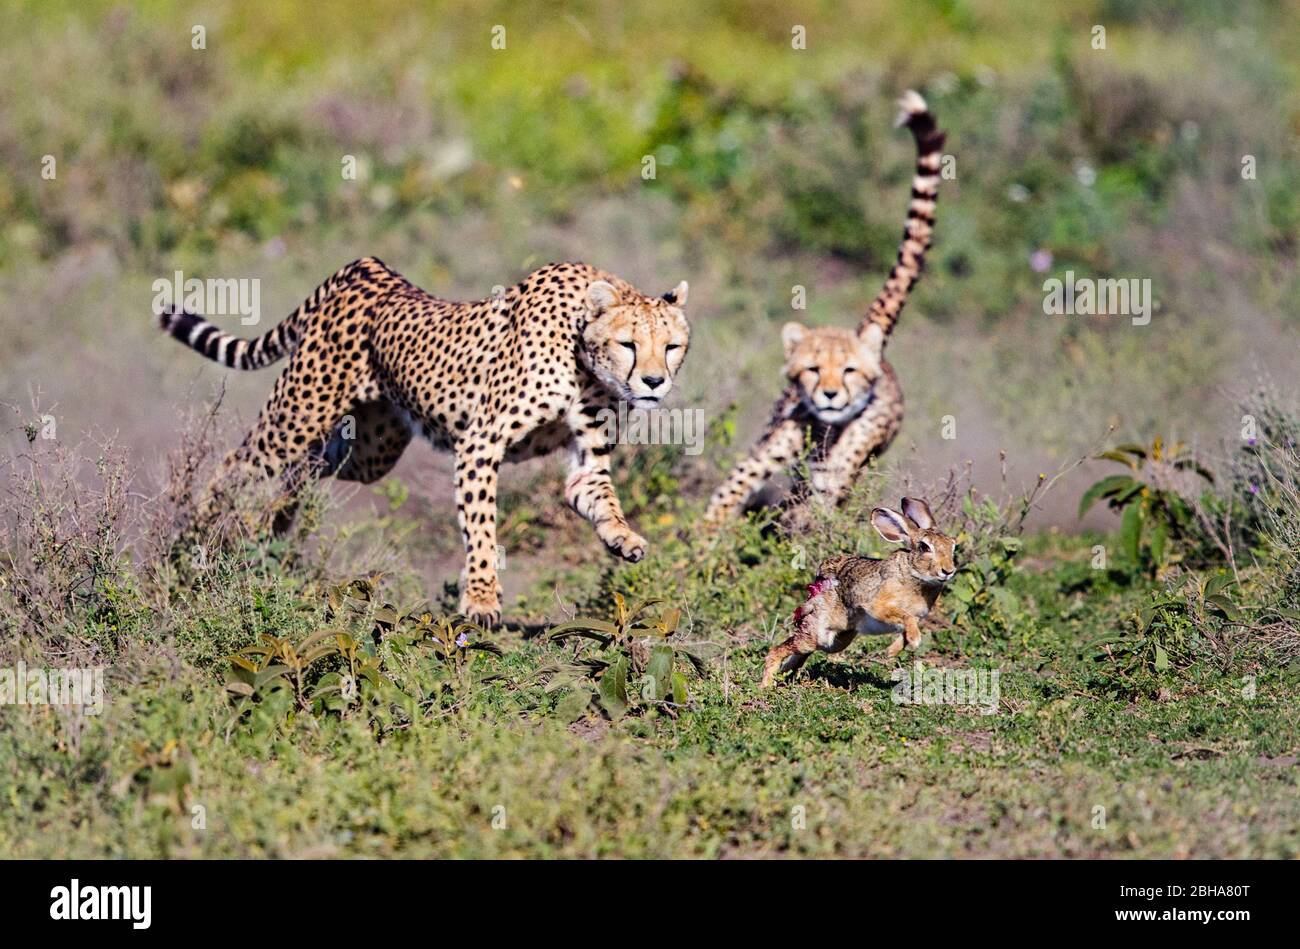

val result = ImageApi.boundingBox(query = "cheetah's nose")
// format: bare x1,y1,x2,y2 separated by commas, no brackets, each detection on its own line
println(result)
642,375,665,390
821,390,839,401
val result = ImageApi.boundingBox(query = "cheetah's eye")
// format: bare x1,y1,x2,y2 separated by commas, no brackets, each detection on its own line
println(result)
845,366,858,375
805,367,820,376
665,344,681,352
619,341,636,352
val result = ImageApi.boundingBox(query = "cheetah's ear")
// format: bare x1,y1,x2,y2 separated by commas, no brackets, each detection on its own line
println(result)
661,281,689,307
781,322,807,360
859,322,886,376
586,280,619,315
859,321,885,354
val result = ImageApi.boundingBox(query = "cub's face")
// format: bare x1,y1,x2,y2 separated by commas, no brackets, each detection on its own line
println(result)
782,322,886,424
582,279,690,408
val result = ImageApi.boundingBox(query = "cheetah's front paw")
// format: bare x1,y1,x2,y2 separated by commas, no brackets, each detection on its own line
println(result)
459,589,502,629
601,526,647,563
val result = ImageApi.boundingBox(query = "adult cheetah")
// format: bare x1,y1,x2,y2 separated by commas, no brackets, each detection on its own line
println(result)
158,258,690,626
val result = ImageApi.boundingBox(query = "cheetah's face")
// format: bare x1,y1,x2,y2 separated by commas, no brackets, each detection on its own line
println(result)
582,280,691,408
782,322,885,424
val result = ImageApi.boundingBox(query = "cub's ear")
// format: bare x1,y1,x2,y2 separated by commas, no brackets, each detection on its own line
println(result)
782,322,808,360
858,322,885,375
859,321,885,354
901,497,934,530
587,280,619,314
871,507,913,546
662,281,689,307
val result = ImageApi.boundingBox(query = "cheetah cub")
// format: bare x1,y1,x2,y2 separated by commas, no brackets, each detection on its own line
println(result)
706,92,944,521
761,497,957,687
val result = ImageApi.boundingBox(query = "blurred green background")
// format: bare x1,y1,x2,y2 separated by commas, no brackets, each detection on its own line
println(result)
2,0,1298,535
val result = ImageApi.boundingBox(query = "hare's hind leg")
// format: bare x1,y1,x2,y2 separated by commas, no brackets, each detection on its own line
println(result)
762,582,855,686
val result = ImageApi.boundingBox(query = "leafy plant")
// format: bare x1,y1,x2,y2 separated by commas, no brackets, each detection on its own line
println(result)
226,630,347,715
946,495,1026,635
1086,572,1243,686
1078,437,1214,577
375,609,503,706
222,575,501,737
544,594,704,720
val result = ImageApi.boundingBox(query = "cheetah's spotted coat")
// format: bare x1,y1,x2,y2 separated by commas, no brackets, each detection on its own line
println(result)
160,258,690,625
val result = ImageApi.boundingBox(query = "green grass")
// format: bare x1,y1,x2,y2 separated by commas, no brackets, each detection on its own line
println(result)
3,565,1297,859
2,473,1297,858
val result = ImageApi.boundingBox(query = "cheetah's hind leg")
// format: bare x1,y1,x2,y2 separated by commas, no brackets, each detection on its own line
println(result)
269,400,415,536
321,400,415,485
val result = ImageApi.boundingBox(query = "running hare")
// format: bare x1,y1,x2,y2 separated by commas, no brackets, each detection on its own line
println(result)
761,498,957,687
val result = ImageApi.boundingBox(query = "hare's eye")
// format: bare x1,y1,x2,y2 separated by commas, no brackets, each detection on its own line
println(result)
920,541,933,553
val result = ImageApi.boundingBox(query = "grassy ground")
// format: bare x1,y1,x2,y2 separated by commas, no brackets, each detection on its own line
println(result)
2,434,1298,858
2,513,1298,858
2,1,1300,858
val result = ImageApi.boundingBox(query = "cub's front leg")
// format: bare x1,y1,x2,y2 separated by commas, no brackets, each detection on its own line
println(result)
453,431,506,627
705,415,805,523
564,396,646,562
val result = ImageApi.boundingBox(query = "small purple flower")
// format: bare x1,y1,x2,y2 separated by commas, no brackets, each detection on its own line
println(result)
1030,249,1053,273
1249,484,1260,495
1247,437,1257,446
455,631,470,648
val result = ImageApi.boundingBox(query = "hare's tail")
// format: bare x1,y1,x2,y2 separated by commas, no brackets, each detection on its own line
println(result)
792,572,841,629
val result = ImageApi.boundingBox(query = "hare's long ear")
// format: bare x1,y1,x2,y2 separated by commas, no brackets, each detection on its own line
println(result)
901,497,934,530
871,507,913,546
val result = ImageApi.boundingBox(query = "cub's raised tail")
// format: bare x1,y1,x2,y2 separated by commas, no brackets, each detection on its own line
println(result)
155,257,383,370
860,89,946,338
